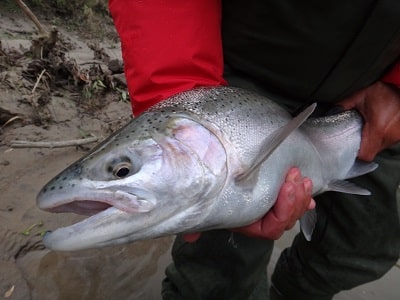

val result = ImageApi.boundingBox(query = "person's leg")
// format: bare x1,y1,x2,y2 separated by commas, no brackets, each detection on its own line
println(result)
272,145,400,299
162,230,273,300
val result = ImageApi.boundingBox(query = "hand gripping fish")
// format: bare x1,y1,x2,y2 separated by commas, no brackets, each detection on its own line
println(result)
37,87,377,251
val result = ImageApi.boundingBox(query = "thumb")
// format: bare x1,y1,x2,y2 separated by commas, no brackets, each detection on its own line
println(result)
358,123,382,161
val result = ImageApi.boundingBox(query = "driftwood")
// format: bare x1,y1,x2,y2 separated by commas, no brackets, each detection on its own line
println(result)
10,136,100,149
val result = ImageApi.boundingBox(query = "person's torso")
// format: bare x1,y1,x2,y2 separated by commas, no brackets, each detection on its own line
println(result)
222,0,400,104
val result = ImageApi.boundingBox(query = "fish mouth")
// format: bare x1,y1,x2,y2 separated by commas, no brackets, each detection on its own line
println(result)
46,200,113,216
38,188,156,216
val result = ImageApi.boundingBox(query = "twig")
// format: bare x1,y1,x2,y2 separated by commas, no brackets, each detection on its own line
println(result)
14,0,47,36
10,136,100,149
4,285,15,298
79,61,104,66
31,69,46,94
2,115,24,128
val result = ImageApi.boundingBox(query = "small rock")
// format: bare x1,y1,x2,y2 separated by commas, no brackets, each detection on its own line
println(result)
0,160,10,166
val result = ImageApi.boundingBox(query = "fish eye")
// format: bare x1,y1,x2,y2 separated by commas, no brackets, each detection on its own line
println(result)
112,162,132,178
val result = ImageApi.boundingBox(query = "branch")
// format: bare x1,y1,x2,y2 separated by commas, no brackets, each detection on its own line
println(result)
14,0,48,36
9,136,100,149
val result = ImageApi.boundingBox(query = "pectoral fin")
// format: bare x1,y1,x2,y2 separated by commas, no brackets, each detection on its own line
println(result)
236,103,317,183
300,208,317,241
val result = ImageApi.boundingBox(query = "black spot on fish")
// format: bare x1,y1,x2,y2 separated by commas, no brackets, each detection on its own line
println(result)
72,165,82,176
50,187,55,191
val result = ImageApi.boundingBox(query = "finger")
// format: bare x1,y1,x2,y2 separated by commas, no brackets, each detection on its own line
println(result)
284,169,313,222
308,198,316,210
233,210,287,240
284,177,314,230
336,89,366,111
182,232,202,243
303,178,315,210
272,181,296,223
285,167,302,184
259,182,297,239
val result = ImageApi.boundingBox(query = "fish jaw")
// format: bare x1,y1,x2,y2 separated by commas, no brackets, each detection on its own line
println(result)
42,207,141,251
41,204,202,251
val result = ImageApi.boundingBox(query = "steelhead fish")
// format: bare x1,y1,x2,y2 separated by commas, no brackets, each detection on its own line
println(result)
37,86,377,251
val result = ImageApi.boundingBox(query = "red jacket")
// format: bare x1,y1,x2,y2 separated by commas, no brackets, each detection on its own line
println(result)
109,0,226,116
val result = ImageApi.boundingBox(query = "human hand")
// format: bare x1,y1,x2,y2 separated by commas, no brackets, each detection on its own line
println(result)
338,81,400,161
182,167,315,242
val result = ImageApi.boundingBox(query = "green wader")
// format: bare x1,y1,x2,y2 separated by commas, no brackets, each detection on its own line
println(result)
161,72,400,299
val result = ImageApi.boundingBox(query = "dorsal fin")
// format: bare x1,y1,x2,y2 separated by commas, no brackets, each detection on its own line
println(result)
236,103,317,183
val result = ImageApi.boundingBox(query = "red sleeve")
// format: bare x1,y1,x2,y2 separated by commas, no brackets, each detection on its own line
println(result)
109,0,227,116
381,60,400,88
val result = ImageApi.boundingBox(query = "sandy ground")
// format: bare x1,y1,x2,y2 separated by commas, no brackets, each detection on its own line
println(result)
0,8,173,300
0,8,399,300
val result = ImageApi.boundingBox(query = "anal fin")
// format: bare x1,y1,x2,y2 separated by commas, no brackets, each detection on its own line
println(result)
327,180,371,195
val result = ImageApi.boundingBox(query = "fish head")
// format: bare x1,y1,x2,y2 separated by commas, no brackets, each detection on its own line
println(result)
37,113,228,251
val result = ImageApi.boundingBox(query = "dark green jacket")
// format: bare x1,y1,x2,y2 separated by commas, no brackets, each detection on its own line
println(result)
222,0,400,104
